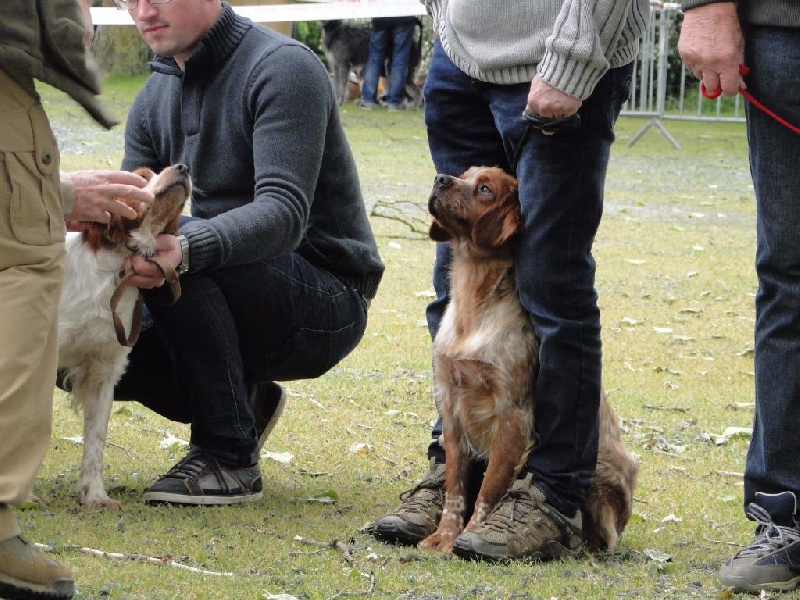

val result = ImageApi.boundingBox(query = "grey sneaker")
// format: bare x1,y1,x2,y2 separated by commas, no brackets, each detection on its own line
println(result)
0,535,74,600
719,491,800,593
372,459,445,545
452,473,585,562
143,451,263,505
249,382,287,454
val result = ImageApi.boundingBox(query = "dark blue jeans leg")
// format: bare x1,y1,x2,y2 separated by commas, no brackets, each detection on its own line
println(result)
116,252,368,467
509,64,632,515
743,26,800,510
362,27,389,105
386,23,415,105
423,39,517,463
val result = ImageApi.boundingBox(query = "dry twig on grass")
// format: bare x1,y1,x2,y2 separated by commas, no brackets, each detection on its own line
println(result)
35,542,233,576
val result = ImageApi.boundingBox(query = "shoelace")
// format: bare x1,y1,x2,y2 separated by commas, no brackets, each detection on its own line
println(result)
736,504,800,558
399,471,444,504
165,452,232,492
481,484,540,534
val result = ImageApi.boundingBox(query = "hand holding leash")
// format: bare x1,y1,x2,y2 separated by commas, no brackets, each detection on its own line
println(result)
702,65,800,135
522,108,581,133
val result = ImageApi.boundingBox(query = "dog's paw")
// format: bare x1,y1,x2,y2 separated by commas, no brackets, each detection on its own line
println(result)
80,486,123,511
419,531,458,553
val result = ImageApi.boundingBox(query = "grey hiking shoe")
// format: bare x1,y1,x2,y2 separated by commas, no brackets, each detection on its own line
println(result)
143,450,263,505
249,382,287,454
452,473,585,562
372,459,445,545
719,491,800,593
0,535,74,600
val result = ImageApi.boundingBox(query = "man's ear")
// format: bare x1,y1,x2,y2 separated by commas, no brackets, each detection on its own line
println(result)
429,219,452,242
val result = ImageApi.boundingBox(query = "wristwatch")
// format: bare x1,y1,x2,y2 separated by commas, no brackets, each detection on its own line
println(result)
175,234,190,275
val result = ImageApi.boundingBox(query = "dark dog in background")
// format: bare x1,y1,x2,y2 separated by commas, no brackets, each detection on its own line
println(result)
321,19,423,108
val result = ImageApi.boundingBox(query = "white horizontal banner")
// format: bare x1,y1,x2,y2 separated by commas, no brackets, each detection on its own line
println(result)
91,1,427,25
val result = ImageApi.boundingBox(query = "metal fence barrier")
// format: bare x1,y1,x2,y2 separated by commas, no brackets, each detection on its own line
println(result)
623,1,746,149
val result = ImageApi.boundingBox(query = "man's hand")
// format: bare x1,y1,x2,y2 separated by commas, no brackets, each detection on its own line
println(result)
64,170,154,231
678,2,745,97
526,75,582,120
124,234,183,289
75,0,94,48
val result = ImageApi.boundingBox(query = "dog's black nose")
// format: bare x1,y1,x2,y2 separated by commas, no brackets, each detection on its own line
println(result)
174,163,189,174
434,174,453,189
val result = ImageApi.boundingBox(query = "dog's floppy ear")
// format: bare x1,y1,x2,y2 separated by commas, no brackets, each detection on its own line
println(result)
429,218,453,242
471,190,521,249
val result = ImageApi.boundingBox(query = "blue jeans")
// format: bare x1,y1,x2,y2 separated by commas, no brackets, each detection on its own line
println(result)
114,243,369,467
742,26,800,510
422,40,632,515
361,22,415,106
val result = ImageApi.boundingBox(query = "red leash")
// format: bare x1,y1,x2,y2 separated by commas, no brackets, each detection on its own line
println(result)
701,65,800,135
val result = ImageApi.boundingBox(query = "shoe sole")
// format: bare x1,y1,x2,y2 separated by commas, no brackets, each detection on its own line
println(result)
720,573,800,593
0,575,74,600
144,490,263,506
372,515,429,546
452,534,584,563
257,387,287,455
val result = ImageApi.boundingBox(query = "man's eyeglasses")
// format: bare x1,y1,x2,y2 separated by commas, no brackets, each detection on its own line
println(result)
114,0,175,10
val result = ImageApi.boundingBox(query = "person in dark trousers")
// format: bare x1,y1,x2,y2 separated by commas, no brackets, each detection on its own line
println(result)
109,0,384,506
370,0,649,562
359,16,417,110
679,0,800,593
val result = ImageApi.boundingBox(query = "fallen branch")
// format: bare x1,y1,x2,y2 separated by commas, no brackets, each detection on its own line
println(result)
34,543,233,576
370,200,429,236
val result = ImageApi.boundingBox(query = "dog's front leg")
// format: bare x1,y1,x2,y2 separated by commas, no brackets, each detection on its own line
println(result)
75,375,122,510
420,386,470,552
464,414,531,532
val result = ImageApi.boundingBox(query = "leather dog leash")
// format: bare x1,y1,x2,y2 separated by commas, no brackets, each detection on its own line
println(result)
110,255,182,347
522,108,582,133
702,65,800,135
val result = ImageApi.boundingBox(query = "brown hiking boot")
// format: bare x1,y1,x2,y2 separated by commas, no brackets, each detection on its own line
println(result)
372,459,445,545
453,473,585,562
0,535,74,599
249,382,287,455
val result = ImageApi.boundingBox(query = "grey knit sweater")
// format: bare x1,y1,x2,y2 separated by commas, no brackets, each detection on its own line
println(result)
122,4,383,299
423,0,650,100
681,0,800,28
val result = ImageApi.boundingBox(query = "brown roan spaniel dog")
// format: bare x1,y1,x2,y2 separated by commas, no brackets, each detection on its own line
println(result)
420,166,638,554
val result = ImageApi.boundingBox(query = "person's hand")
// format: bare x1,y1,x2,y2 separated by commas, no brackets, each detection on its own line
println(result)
678,2,745,97
123,234,183,289
75,0,94,48
64,170,154,231
526,75,582,120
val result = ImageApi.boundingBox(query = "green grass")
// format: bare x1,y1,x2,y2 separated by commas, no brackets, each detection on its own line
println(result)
20,76,784,599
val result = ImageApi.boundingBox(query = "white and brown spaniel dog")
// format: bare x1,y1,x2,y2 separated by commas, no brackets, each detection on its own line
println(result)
57,164,190,509
420,166,638,553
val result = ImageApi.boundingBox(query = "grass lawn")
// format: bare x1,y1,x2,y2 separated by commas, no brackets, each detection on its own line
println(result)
20,75,785,599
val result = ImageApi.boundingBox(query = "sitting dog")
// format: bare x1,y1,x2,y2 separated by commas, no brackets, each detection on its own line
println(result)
57,164,191,509
321,19,423,108
419,166,638,553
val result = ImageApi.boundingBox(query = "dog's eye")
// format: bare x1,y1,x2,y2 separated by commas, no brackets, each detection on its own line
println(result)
477,184,492,194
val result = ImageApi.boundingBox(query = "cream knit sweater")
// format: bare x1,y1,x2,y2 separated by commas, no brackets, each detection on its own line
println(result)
423,0,650,100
